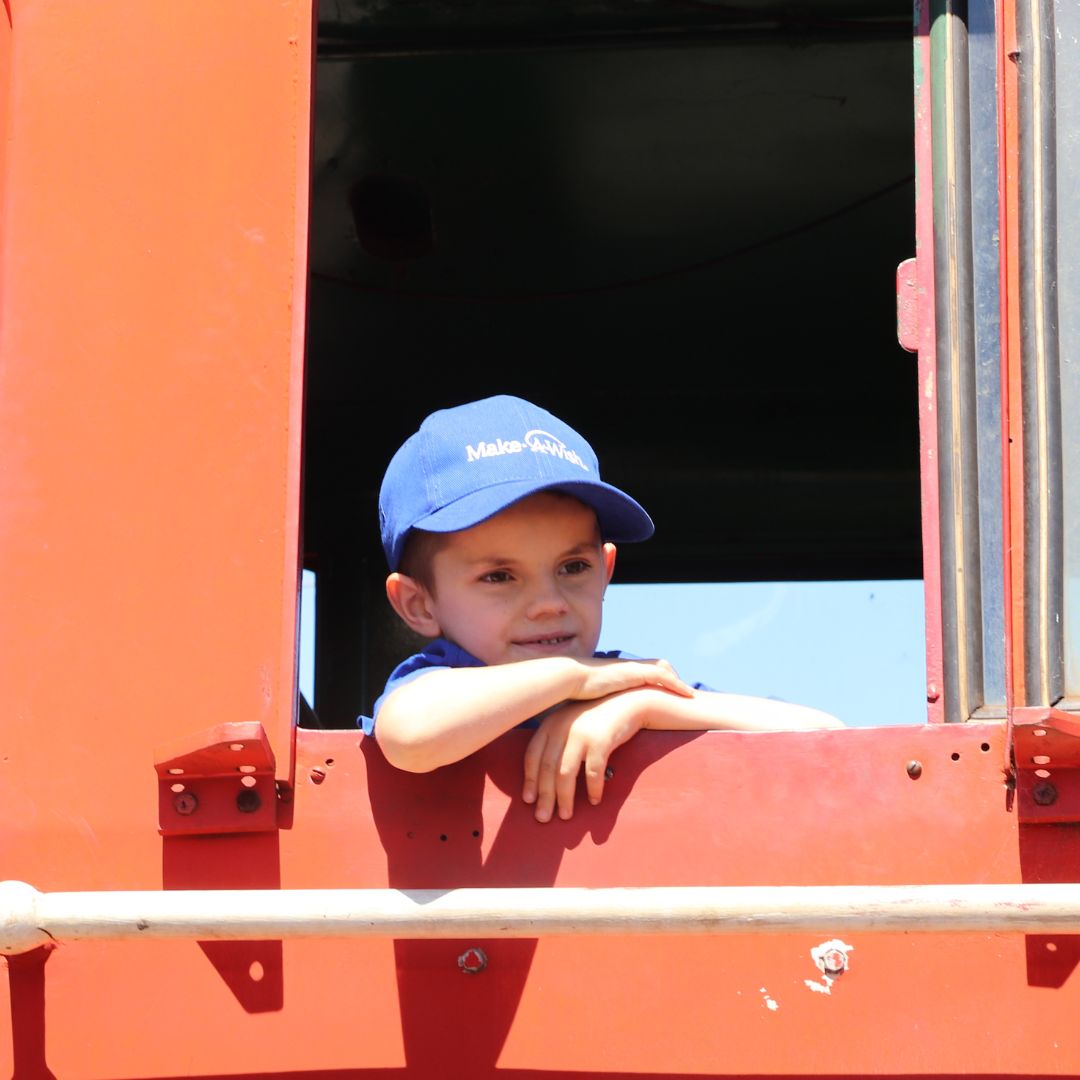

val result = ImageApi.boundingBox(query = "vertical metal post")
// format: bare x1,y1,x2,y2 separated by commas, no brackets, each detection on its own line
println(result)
932,0,987,721
1016,0,1064,707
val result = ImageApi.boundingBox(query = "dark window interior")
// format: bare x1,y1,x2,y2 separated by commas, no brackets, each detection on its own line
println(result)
303,0,919,727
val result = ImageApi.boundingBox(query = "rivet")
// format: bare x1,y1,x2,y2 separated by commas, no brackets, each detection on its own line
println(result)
1032,781,1058,806
174,792,198,815
310,768,326,785
457,947,488,974
906,760,923,779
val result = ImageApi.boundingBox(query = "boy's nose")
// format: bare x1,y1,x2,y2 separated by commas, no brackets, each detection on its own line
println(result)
524,581,569,619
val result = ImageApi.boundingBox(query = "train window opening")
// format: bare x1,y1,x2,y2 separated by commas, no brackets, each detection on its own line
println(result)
598,580,926,728
300,2,924,729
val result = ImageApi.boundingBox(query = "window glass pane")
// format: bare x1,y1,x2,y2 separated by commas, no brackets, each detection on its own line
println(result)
598,580,926,727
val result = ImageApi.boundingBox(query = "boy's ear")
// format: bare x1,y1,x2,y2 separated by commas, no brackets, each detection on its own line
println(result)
601,542,617,590
385,573,442,637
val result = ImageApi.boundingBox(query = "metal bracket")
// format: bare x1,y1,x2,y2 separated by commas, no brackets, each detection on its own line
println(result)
895,256,919,353
154,722,277,836
1012,706,1080,823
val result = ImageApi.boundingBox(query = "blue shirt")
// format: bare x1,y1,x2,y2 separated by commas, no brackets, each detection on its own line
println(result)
358,638,713,734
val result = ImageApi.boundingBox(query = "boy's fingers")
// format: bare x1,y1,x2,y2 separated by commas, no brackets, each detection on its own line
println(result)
533,730,568,823
655,671,694,697
584,747,608,806
650,659,694,697
555,742,583,820
522,728,546,804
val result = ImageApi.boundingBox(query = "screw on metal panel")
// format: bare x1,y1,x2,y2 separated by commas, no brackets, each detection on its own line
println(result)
906,760,923,779
604,766,615,780
926,684,940,703
310,768,326,785
1032,781,1058,806
457,947,488,974
821,948,849,976
173,792,198,815
236,789,262,813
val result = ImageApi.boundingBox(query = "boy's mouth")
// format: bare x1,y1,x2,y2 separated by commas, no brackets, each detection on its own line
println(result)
513,634,575,648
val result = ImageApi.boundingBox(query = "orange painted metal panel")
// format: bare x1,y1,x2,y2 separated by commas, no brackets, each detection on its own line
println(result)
0,11,312,1075
10,723,1080,1078
0,0,310,830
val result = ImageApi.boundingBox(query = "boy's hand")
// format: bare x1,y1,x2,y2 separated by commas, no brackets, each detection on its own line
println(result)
568,657,693,702
523,689,651,823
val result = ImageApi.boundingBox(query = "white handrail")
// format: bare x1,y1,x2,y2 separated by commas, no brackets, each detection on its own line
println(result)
4,879,1080,955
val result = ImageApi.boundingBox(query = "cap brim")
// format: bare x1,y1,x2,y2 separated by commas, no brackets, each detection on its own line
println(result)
412,478,654,545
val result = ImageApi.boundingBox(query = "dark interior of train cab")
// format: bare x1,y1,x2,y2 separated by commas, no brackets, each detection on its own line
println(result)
300,0,919,727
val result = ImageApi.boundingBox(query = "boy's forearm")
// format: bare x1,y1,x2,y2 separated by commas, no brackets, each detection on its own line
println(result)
376,655,696,772
637,688,844,731
375,659,585,772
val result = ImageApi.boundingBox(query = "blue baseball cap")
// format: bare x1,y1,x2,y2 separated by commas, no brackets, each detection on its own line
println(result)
380,395,654,570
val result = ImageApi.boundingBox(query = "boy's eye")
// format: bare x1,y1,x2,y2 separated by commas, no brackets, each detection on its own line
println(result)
480,569,513,584
560,559,591,576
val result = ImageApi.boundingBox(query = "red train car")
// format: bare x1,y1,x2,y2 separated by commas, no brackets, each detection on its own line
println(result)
5,1,1080,1076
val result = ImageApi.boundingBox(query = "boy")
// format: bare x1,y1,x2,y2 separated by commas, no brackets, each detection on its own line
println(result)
363,395,842,823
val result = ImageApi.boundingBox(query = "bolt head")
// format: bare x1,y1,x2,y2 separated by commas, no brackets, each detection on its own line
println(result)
821,948,848,975
173,792,198,815
457,947,488,974
906,760,923,779
236,788,262,813
1032,781,1058,806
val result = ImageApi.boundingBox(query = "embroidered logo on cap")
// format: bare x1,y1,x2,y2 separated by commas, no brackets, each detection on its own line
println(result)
464,428,590,472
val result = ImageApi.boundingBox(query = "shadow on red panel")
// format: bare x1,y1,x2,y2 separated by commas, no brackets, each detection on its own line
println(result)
361,731,696,1075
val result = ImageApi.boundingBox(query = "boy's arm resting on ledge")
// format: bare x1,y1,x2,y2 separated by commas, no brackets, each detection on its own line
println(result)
374,656,694,773
523,686,844,823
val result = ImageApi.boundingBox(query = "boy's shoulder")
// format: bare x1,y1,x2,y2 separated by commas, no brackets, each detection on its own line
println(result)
360,638,484,733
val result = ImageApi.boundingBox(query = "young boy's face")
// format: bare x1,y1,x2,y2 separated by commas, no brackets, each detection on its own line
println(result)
409,492,616,666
